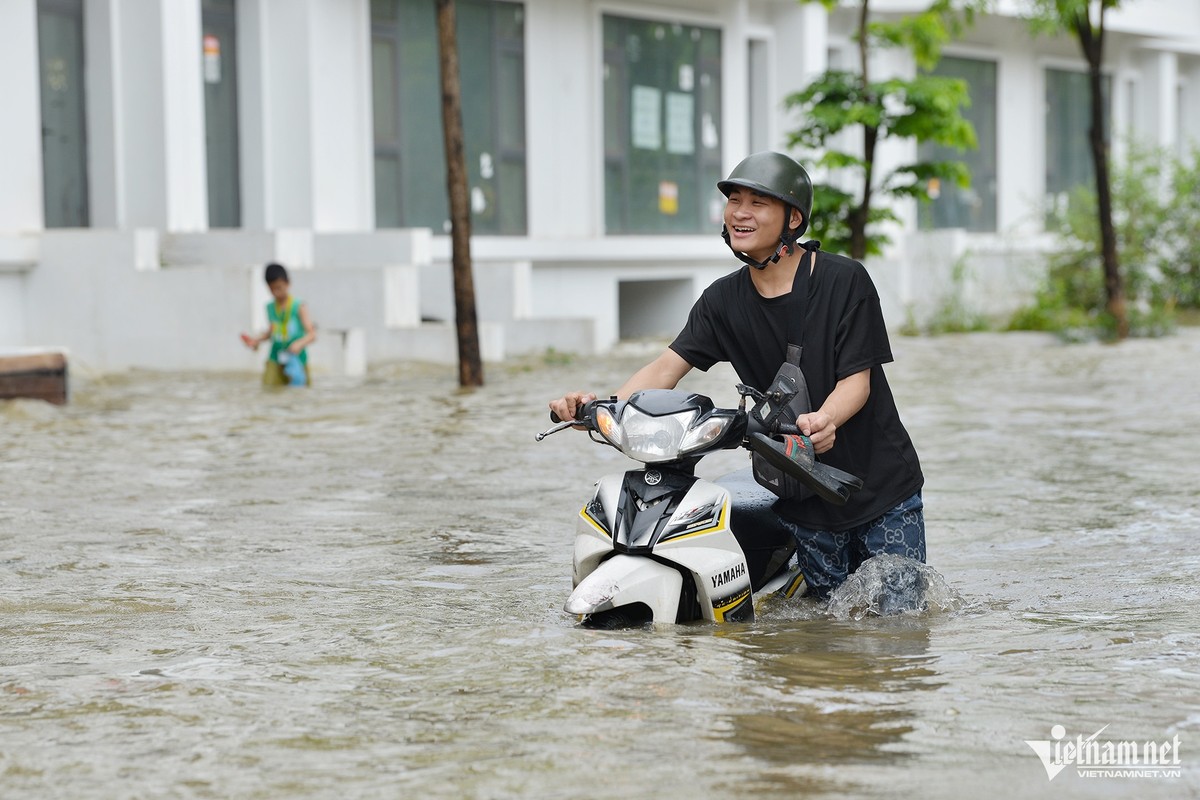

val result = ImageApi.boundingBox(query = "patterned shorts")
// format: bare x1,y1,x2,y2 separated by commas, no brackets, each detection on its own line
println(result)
782,492,926,600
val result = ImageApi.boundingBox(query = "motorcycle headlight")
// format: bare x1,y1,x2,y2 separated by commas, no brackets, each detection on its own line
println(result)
618,406,696,463
679,415,733,454
596,405,621,447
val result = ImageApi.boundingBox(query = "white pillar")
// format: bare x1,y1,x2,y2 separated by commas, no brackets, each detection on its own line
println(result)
88,0,208,231
771,1,827,149
721,0,751,172
524,0,598,238
1182,57,1200,153
239,0,373,232
996,47,1043,236
161,0,209,231
311,0,373,231
0,0,44,233
1152,50,1179,151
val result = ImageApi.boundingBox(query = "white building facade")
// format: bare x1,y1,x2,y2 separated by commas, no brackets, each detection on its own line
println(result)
1,0,1198,372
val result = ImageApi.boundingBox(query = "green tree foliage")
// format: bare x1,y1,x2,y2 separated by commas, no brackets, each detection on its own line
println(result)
785,0,984,258
1010,144,1200,338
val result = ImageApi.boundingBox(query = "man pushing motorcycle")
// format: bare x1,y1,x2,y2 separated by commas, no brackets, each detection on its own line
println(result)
549,151,926,601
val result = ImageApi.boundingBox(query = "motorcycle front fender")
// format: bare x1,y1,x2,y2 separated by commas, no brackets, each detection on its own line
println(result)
564,554,683,623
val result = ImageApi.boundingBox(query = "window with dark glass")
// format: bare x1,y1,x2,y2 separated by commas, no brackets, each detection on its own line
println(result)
371,0,526,235
1045,67,1111,201
918,56,997,233
37,0,89,228
202,0,242,228
603,16,723,235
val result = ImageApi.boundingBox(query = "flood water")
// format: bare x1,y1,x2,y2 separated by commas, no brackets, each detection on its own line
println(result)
3,330,1200,799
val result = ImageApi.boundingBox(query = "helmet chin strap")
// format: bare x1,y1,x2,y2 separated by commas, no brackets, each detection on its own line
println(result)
722,218,799,271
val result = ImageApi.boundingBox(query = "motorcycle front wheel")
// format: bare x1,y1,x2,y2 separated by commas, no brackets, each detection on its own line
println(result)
581,603,653,629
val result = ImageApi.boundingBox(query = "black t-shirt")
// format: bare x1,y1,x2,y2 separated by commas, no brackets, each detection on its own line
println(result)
669,250,923,531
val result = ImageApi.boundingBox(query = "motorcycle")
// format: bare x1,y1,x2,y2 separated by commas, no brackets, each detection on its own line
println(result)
537,384,863,628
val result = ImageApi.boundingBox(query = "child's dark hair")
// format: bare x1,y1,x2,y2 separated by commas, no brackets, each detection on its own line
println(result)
264,262,289,284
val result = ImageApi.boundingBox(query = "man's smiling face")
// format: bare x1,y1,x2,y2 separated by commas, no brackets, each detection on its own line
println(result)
723,188,801,259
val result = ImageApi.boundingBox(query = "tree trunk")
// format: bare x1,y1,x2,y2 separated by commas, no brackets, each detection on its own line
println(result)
851,123,879,261
850,0,874,261
436,0,484,385
1075,8,1128,339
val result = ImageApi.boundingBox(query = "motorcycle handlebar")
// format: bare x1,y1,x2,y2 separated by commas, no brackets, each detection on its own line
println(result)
550,398,796,435
550,397,597,425
539,400,596,441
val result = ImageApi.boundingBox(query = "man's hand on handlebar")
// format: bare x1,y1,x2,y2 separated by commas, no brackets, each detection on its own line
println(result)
548,391,597,424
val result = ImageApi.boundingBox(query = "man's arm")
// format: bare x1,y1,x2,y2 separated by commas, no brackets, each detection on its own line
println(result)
797,368,870,454
613,348,693,398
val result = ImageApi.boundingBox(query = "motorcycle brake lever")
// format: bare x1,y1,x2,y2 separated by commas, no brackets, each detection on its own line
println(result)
536,418,587,441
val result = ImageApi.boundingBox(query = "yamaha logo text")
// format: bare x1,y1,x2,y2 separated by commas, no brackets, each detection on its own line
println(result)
711,561,746,589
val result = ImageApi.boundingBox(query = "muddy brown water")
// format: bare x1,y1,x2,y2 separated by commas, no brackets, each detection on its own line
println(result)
2,331,1199,798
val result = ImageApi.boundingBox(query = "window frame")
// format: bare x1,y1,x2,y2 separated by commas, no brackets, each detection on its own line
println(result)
917,52,1000,234
1042,61,1113,203
370,0,528,235
599,10,724,236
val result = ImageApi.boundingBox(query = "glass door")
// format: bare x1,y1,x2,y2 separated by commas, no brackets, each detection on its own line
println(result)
37,0,89,228
202,0,242,227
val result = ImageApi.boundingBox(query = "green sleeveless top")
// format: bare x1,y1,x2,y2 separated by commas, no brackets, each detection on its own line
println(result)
267,297,308,365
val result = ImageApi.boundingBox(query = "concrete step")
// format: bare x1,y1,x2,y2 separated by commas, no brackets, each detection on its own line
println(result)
0,349,68,405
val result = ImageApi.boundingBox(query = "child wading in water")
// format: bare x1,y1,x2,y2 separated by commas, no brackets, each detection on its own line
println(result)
242,263,316,386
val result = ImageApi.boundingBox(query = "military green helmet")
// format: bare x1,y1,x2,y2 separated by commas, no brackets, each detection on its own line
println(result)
718,151,813,238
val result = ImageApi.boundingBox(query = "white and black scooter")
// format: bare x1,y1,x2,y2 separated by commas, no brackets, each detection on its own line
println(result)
537,382,863,628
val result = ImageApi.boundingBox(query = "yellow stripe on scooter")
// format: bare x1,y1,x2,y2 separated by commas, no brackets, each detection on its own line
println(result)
781,573,807,599
712,586,751,622
579,500,729,543
658,502,729,543
578,507,611,537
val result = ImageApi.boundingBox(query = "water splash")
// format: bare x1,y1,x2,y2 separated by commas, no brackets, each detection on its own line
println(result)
826,554,965,620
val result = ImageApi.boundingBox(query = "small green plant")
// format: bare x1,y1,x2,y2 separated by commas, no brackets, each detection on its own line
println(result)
541,347,574,367
899,254,991,336
1008,143,1200,340
925,255,991,334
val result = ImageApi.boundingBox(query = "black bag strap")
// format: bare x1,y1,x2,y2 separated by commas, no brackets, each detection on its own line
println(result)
785,241,821,366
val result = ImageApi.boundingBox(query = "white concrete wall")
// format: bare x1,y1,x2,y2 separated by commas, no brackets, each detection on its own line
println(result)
0,0,44,233
85,0,209,231
524,0,600,239
991,32,1047,236
160,0,209,231
3,0,1200,372
308,0,374,231
0,273,26,344
238,0,373,232
19,228,442,372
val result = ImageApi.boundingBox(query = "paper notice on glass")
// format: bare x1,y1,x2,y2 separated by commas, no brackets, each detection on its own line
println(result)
203,35,221,84
702,112,720,150
631,85,661,150
665,92,694,155
659,181,679,215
